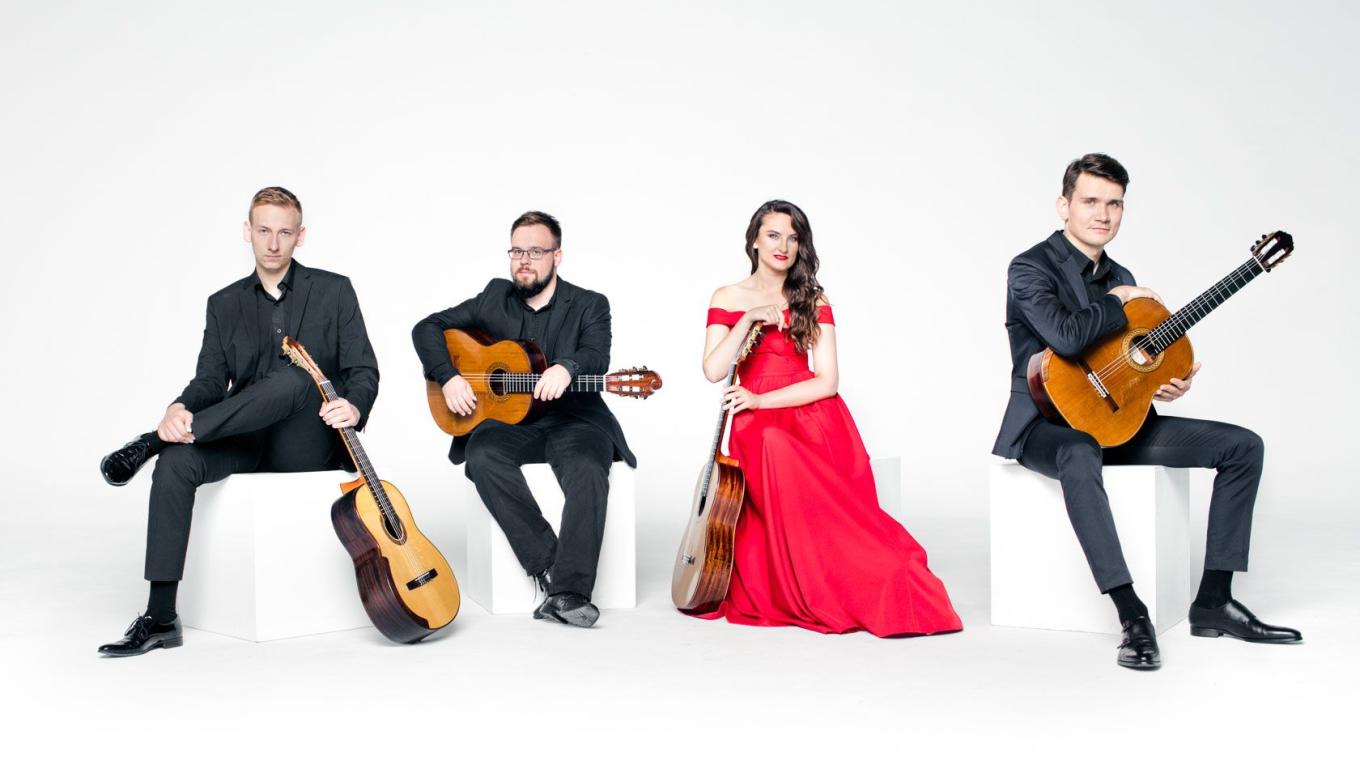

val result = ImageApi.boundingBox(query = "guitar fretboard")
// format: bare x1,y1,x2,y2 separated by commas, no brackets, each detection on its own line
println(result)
318,379,400,527
1143,257,1265,354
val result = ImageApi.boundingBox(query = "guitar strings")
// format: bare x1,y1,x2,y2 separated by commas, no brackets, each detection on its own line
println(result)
1086,257,1263,387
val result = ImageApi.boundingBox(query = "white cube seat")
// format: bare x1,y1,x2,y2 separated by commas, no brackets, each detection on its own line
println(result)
180,471,372,642
460,462,636,614
989,460,1191,634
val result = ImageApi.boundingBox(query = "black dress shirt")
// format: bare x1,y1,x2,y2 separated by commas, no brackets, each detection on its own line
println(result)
254,263,297,379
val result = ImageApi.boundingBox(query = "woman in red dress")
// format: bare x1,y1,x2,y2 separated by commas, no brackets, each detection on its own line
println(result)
693,200,962,637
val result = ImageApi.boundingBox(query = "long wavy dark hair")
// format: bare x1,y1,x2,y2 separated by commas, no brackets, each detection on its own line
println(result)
745,199,825,352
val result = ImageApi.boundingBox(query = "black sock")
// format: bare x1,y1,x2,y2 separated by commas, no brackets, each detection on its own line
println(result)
147,581,178,623
1194,569,1233,608
1107,583,1149,625
138,431,168,457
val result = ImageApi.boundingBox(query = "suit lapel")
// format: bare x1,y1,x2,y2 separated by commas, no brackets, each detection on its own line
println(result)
1048,233,1092,309
287,262,313,340
237,281,261,377
544,278,575,356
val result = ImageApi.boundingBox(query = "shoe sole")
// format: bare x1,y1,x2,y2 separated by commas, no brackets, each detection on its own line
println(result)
1118,659,1161,671
1190,626,1302,643
553,604,600,628
98,636,183,657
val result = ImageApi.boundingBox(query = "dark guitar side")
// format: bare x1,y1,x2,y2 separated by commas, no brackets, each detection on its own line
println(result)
330,489,434,644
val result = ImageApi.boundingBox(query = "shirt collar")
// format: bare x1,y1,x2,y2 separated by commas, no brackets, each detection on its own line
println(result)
254,260,297,296
1058,232,1110,278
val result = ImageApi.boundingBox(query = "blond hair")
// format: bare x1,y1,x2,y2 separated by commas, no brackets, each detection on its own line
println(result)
249,186,302,224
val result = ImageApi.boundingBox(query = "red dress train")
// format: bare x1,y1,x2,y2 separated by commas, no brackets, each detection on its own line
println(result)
692,306,962,636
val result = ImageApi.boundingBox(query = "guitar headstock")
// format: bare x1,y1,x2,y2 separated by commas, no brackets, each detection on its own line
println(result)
605,367,663,399
739,321,764,360
281,336,326,383
1252,230,1294,272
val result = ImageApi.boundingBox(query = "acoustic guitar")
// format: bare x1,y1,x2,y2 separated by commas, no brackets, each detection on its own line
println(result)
672,321,764,613
1027,231,1294,447
424,328,662,436
283,337,460,643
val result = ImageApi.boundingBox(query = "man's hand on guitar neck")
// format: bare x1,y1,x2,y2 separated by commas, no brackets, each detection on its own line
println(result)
534,364,572,401
1108,285,1164,305
442,375,477,416
1154,362,1202,403
320,399,361,429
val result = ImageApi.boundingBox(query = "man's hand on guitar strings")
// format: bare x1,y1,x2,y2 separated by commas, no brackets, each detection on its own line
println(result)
442,375,477,416
1154,362,1202,402
534,364,572,401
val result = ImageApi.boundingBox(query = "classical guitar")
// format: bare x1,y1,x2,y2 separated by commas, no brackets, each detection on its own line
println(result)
283,337,460,643
1028,231,1294,447
424,328,662,437
672,321,764,613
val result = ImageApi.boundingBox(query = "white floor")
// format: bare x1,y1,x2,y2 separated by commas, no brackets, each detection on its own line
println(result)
3,506,1354,758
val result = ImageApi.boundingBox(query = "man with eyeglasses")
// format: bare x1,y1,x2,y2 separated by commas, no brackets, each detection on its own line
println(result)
412,210,635,627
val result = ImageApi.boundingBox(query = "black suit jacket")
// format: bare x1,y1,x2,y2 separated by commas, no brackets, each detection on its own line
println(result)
175,260,380,429
411,277,636,467
992,231,1136,459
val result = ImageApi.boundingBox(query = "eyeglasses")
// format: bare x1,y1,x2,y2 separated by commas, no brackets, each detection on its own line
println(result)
507,247,558,260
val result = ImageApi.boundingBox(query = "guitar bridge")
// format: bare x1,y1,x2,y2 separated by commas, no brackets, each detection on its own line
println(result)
406,568,438,590
1077,358,1120,413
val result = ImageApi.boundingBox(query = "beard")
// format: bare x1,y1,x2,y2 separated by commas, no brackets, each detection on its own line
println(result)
512,264,555,300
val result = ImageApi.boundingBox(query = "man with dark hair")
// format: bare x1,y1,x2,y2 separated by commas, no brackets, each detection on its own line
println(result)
993,153,1301,670
96,186,380,656
412,210,634,628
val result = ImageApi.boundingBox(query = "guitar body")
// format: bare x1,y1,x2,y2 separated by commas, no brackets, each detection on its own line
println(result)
331,478,460,643
1029,297,1194,448
671,455,746,614
424,328,549,437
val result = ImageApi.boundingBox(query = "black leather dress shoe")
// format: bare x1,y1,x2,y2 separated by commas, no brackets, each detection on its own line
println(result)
98,615,183,657
1117,616,1161,670
535,592,600,628
100,438,155,486
1190,599,1302,643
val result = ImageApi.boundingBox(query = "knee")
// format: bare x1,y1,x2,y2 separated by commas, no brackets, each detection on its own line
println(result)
464,443,511,481
1054,434,1102,479
1226,427,1265,468
152,445,205,486
555,456,610,491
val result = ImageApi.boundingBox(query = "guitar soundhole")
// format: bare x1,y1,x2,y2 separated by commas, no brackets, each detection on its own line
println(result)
382,513,405,543
1122,329,1165,374
487,368,509,398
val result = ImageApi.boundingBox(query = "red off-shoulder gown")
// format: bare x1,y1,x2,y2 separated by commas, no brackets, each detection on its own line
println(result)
693,306,962,636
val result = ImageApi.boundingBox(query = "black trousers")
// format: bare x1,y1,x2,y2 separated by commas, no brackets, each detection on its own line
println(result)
1017,414,1263,592
144,368,341,581
463,414,614,599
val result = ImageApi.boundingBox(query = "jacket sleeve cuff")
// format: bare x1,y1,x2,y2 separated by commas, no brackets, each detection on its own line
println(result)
554,358,581,378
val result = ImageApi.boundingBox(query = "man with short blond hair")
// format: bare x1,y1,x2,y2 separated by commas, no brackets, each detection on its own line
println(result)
97,186,380,656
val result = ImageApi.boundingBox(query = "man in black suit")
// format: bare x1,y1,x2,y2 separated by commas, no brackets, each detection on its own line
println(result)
97,187,380,656
412,210,634,628
994,154,1301,670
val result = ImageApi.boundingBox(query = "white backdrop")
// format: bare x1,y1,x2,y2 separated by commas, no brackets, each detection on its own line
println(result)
2,0,1356,555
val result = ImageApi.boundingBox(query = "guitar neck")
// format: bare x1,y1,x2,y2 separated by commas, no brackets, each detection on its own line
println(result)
316,379,388,502
1144,257,1266,353
481,374,613,394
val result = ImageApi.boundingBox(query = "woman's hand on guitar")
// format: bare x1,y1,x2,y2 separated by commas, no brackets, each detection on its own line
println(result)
157,402,195,444
1154,362,1201,402
320,398,361,429
742,305,786,331
1108,285,1163,305
442,376,477,416
534,364,572,401
723,384,763,414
